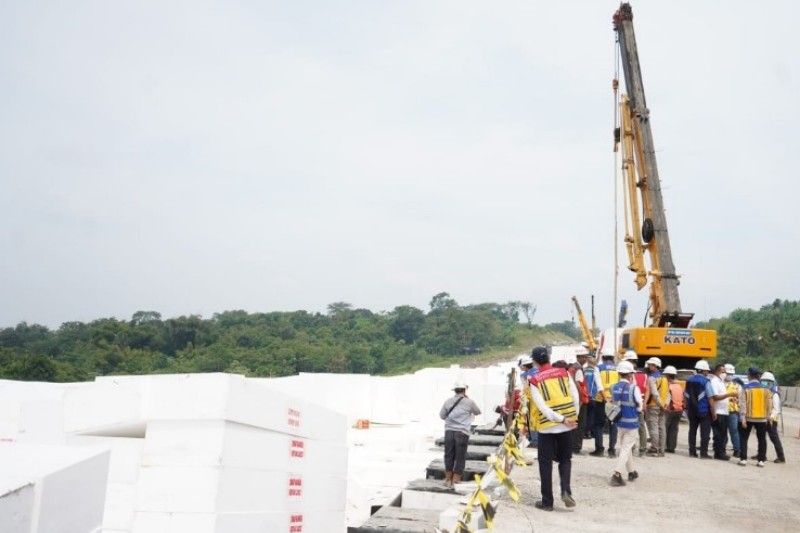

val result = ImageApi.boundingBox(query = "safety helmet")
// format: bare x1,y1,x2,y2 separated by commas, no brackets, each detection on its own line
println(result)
452,381,468,391
663,365,678,376
645,357,662,368
724,363,736,374
617,361,635,374
623,350,638,361
761,371,776,382
531,346,549,364
519,355,533,367
694,360,710,371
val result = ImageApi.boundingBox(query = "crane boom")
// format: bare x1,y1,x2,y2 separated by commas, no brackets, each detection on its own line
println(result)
571,296,597,353
614,3,686,327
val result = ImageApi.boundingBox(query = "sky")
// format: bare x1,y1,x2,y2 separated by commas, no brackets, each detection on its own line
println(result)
1,1,798,329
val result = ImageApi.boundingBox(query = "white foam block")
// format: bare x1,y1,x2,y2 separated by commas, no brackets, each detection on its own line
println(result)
0,442,110,533
401,489,463,511
67,436,144,484
102,483,136,531
142,420,347,476
137,465,346,513
132,510,345,533
63,381,143,435
0,482,35,533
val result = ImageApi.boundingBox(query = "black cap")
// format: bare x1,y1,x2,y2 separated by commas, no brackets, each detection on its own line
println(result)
747,367,761,377
531,346,549,364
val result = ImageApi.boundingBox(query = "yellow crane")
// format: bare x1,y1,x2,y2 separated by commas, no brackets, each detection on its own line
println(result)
613,3,716,368
571,296,597,354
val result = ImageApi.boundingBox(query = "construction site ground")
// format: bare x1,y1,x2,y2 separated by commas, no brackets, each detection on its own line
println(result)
491,407,800,532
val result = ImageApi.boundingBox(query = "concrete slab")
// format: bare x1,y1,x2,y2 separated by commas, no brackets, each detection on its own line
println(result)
434,434,503,447
349,505,440,533
425,459,487,481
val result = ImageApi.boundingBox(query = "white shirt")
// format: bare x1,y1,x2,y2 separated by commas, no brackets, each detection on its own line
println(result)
709,374,728,415
529,378,581,434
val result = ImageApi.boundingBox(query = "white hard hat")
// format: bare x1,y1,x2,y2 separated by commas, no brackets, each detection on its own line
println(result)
724,363,735,374
519,356,533,366
645,357,662,368
452,381,468,390
694,360,710,371
663,365,678,376
617,361,635,374
623,350,638,361
761,371,776,382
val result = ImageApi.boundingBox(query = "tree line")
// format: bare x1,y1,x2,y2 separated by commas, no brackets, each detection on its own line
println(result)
0,293,570,382
698,299,800,386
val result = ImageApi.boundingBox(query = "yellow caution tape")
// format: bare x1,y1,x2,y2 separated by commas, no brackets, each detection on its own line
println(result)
491,457,521,502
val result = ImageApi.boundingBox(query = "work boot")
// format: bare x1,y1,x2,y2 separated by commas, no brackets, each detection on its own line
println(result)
561,492,576,508
534,500,554,512
627,471,639,482
646,448,659,457
444,471,453,488
774,457,786,464
714,454,731,461
700,453,712,459
608,448,617,458
610,472,626,486
589,449,605,457
452,473,462,485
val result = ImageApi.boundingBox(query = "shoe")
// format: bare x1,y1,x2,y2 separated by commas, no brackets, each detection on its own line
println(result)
700,453,712,459
628,471,639,482
657,452,665,457
757,461,765,468
610,472,626,486
589,449,605,457
452,473,462,484
738,459,747,466
689,451,698,458
444,471,453,488
608,449,617,458
665,450,675,454
751,455,758,460
534,500,554,511
774,458,786,464
561,492,576,508
646,450,659,457
714,454,731,461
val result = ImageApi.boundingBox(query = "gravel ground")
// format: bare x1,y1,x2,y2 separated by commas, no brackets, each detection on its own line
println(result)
491,407,800,532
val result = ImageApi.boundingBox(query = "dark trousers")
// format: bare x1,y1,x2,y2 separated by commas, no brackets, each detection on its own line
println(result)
537,431,572,507
572,403,588,452
739,421,767,462
585,401,596,437
766,421,785,461
665,411,682,452
444,430,470,475
712,414,729,458
593,401,617,451
688,412,711,456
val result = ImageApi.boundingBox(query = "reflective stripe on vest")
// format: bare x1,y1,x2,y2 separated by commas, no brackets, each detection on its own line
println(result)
531,371,577,431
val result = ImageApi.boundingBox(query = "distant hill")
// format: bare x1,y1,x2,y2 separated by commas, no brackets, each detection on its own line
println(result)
0,293,578,382
697,299,800,386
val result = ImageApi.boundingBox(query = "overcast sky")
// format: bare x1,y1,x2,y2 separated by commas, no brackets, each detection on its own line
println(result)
1,1,798,329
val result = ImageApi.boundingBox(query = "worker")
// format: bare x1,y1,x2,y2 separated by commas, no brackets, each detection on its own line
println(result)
708,363,738,460
439,381,481,487
738,367,772,467
583,352,598,440
609,361,642,486
643,357,668,457
527,346,579,511
724,364,742,458
760,372,786,464
662,366,682,453
571,350,590,454
589,353,619,458
625,350,649,457
684,360,714,458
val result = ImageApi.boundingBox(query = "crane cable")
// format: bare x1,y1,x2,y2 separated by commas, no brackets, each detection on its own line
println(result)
612,33,621,355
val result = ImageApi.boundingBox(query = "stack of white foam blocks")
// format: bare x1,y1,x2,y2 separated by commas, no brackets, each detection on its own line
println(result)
1,373,348,533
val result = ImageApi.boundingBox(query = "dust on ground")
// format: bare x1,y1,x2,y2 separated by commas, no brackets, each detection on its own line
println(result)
491,407,800,532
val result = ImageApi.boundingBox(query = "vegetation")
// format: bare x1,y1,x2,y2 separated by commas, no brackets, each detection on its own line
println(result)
0,293,575,382
697,299,800,386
